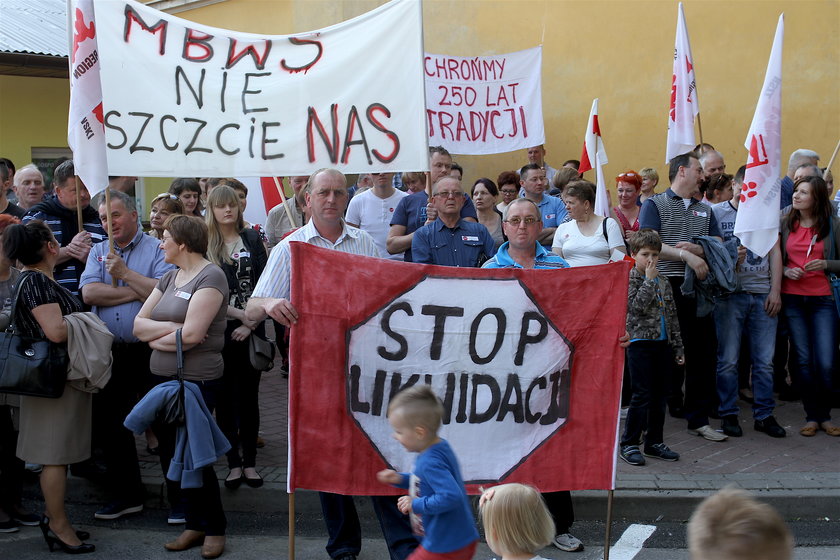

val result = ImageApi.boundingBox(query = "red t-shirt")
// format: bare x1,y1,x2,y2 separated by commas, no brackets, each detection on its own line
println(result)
782,224,830,296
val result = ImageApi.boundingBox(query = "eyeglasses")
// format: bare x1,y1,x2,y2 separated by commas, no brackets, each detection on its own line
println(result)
505,217,539,226
433,190,464,199
500,189,517,194
153,193,179,201
618,172,637,178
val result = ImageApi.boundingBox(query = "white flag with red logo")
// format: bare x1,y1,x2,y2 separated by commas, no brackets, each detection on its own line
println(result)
734,15,783,258
579,99,610,217
665,2,700,163
67,0,109,195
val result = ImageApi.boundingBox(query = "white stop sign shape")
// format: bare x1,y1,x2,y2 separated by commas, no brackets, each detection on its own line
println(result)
347,276,573,482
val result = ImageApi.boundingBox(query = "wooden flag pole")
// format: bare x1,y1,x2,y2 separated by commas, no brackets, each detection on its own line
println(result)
103,189,117,288
75,176,83,231
824,138,840,177
288,492,295,560
603,489,615,560
271,176,298,229
696,114,704,148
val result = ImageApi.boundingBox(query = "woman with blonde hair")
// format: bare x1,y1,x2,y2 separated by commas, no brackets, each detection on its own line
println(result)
204,186,268,489
479,483,555,560
148,193,184,240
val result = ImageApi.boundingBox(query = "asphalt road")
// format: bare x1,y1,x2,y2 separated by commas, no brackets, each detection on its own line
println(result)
2,500,838,559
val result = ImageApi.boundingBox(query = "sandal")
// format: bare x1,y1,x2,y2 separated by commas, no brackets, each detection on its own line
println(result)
799,423,818,437
820,422,840,437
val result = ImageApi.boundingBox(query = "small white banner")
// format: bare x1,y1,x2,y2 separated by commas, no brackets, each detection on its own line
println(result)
424,47,544,155
94,0,427,176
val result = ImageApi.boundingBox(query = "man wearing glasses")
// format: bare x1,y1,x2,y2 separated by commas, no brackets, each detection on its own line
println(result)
412,176,495,267
482,198,569,270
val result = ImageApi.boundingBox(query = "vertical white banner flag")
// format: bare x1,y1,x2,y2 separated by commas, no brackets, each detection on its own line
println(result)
67,0,109,195
579,99,610,217
665,2,700,163
734,15,784,258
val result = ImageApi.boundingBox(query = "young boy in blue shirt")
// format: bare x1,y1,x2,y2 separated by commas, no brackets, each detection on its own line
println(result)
377,385,478,560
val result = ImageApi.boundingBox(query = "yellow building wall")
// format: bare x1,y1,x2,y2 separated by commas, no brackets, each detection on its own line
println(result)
1,0,837,209
0,75,70,170
181,0,840,190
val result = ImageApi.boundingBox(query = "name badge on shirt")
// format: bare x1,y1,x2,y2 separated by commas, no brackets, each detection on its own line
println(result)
462,235,479,241
692,210,708,217
545,213,556,219
174,290,192,300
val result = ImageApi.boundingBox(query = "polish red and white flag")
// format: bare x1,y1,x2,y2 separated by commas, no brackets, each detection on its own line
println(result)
579,99,610,217
665,2,700,163
734,15,784,258
67,0,109,195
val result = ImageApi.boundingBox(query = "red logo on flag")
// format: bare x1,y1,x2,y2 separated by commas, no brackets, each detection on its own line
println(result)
746,134,769,169
740,182,759,203
72,8,96,64
669,74,677,121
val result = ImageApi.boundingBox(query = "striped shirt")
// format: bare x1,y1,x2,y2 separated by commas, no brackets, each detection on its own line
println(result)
639,188,721,277
252,220,380,300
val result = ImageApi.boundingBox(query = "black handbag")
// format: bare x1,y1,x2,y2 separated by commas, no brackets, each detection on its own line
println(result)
156,328,186,425
248,332,275,371
0,272,69,398
827,218,840,318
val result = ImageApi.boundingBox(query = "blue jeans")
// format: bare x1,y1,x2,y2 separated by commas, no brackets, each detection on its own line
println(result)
319,492,419,560
713,293,778,420
782,294,839,423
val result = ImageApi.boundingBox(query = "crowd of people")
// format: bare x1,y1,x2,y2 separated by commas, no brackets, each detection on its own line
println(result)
0,141,836,559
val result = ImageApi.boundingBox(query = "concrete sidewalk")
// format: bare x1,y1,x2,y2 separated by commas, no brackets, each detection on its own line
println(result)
57,360,840,523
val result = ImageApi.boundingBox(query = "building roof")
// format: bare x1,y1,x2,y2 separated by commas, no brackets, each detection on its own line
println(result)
0,0,68,57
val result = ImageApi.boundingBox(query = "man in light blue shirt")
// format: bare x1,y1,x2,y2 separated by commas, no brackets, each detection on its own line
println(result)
520,163,567,249
79,190,174,521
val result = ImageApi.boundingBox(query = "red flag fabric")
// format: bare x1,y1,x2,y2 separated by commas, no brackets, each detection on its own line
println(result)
288,243,629,495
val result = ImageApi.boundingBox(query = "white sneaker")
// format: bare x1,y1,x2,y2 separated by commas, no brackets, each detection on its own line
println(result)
553,532,584,552
688,425,728,442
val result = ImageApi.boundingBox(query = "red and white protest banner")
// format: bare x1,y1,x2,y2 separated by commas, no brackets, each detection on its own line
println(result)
665,2,700,163
67,0,109,195
734,15,784,258
424,47,544,155
579,99,610,218
94,0,427,177
287,243,629,494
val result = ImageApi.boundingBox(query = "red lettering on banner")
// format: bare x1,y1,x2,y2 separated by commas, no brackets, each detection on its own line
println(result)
182,29,214,62
367,104,400,164
307,103,400,165
281,37,323,74
123,5,167,55
226,39,272,70
746,134,769,169
428,108,527,142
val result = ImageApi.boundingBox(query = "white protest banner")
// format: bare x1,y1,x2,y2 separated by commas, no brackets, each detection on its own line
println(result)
94,0,427,176
424,47,544,155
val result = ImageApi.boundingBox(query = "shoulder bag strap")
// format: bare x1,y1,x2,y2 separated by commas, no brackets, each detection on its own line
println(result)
602,217,609,241
175,328,184,382
6,271,35,334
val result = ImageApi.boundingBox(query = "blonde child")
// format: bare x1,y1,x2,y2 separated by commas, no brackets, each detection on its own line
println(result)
688,487,793,560
479,484,555,560
377,385,478,560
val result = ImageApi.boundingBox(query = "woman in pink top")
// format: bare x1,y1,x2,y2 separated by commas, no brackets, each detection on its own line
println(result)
780,177,840,437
